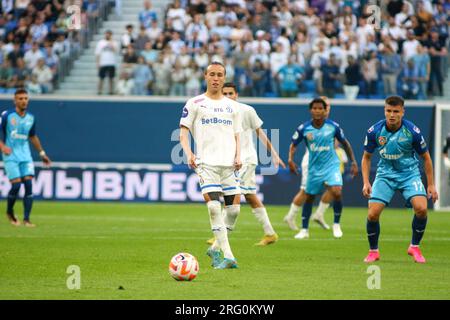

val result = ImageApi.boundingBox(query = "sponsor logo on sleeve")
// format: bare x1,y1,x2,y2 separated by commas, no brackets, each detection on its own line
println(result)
292,131,299,140
413,126,420,134
181,107,188,118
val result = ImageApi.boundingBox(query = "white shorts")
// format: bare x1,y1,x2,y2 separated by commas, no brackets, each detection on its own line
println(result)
195,164,240,196
238,164,257,195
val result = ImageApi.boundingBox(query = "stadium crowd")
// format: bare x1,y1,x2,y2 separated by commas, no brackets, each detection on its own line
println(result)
0,0,106,94
109,0,449,99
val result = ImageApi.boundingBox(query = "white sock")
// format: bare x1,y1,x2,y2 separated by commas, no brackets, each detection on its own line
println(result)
224,204,240,232
314,201,330,218
207,201,234,259
287,203,300,218
252,207,275,235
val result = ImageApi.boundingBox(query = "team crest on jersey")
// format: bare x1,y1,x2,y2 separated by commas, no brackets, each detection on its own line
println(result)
10,118,16,126
306,133,314,141
226,106,232,113
378,136,387,146
181,107,188,118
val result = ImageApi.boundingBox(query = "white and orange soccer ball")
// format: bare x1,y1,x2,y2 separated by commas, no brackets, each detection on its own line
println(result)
169,252,199,281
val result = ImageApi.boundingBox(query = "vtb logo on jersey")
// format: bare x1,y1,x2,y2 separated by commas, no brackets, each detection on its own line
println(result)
378,136,387,146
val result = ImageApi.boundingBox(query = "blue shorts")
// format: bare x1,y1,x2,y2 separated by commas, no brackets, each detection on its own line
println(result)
305,166,342,195
370,174,426,207
3,161,35,180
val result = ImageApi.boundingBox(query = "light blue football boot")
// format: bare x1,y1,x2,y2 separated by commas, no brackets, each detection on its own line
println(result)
206,247,222,268
214,258,238,269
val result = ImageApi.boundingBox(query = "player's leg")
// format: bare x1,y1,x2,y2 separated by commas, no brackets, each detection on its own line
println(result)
4,161,22,226
22,176,35,227
284,161,308,230
196,164,229,267
245,194,278,246
364,177,394,262
215,167,240,269
364,202,385,263
402,176,428,263
311,189,332,230
20,162,36,227
294,193,315,239
328,185,344,238
240,164,278,245
408,196,428,263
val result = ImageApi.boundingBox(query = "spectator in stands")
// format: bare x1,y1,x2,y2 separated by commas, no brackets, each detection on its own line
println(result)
26,74,42,94
135,25,151,52
250,58,268,97
277,54,304,98
185,13,208,44
32,58,53,93
7,41,23,68
146,18,162,43
343,55,361,101
184,59,202,96
152,53,171,95
95,30,119,95
166,0,188,34
14,17,30,44
412,44,430,99
310,41,329,94
185,29,204,57
85,0,99,32
204,2,221,29
139,0,158,29
43,42,59,82
321,53,341,98
170,59,186,96
362,50,379,97
121,24,136,53
140,41,159,66
24,41,44,70
177,45,191,68
29,14,48,44
116,71,134,96
167,30,185,55
270,42,288,96
0,59,15,91
402,29,420,63
12,57,28,88
427,30,447,97
380,44,401,96
133,56,153,95
402,59,419,99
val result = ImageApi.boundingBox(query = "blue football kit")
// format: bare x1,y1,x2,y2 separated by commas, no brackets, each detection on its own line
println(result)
364,119,428,206
292,119,347,195
1,109,36,180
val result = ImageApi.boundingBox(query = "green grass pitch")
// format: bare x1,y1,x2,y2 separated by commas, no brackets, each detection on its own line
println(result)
1,201,449,300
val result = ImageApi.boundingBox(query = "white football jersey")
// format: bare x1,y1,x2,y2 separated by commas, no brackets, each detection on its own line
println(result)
238,103,263,165
180,94,242,167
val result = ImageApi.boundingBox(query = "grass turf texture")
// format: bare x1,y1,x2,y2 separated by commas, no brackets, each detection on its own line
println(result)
1,202,449,300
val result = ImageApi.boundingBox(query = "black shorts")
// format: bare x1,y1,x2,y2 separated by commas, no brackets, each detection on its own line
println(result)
99,66,116,79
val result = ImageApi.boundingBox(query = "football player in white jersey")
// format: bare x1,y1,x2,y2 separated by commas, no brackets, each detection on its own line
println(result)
179,62,242,269
206,82,286,246
284,97,346,236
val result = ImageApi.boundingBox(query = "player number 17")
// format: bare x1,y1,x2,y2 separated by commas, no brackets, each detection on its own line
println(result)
412,180,424,192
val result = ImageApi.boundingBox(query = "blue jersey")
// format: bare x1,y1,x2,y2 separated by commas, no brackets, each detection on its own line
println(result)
364,119,427,178
292,119,346,173
0,109,36,162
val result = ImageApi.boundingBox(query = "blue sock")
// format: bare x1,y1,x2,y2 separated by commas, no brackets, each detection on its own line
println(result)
333,200,343,224
23,180,33,221
7,182,21,215
301,202,313,229
411,215,427,246
366,219,380,250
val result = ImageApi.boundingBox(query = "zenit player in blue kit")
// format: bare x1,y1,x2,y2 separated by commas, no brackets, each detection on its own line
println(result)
362,96,438,263
289,97,359,239
0,89,51,227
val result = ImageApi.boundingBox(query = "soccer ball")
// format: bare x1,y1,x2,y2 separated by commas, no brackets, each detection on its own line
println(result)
169,252,199,281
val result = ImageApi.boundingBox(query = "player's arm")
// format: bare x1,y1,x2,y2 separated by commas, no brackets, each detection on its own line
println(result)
334,124,358,177
288,143,299,175
0,112,11,155
256,128,286,169
29,135,51,166
361,151,373,198
234,133,242,171
420,151,438,203
179,125,197,169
